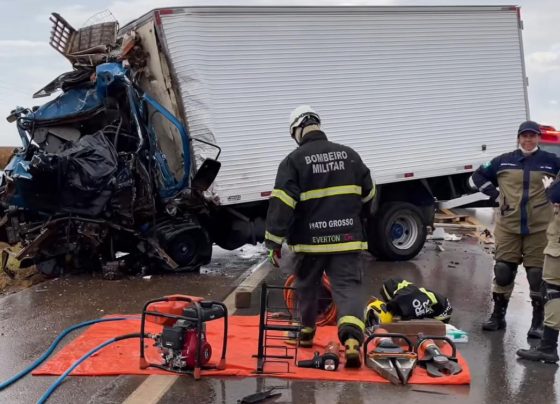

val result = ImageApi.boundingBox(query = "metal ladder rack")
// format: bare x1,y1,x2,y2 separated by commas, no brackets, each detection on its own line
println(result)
254,282,302,374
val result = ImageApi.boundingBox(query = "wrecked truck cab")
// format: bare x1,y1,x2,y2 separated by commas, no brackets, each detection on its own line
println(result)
0,16,221,279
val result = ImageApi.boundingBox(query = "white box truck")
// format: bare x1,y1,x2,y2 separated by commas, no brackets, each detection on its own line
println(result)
1,5,529,275
122,5,527,260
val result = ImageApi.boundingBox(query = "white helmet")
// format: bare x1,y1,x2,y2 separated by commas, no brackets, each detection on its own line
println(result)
289,105,321,140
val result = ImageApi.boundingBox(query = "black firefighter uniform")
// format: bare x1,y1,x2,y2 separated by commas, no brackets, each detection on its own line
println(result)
265,129,376,343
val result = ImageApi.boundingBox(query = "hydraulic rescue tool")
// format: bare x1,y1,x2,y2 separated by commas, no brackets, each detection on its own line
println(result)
415,336,462,377
297,341,340,371
364,329,417,384
139,295,228,379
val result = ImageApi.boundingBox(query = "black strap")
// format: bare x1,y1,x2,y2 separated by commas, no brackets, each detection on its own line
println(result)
545,282,560,292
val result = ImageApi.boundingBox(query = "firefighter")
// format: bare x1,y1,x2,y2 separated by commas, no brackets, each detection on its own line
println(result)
265,105,377,368
471,120,560,338
517,175,560,363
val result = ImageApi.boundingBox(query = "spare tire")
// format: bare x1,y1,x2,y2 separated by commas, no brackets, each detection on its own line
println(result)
369,202,427,261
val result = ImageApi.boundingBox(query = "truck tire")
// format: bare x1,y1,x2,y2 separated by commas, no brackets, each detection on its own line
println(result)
158,226,212,273
167,232,200,270
371,202,427,261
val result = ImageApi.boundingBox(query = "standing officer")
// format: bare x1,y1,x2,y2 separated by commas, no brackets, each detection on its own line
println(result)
265,105,377,367
472,120,560,338
517,175,560,363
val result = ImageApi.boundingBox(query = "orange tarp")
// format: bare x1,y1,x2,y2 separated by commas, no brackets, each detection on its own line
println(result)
34,315,470,384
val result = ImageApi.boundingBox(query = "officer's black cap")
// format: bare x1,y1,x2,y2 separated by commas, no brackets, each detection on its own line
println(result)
517,120,541,136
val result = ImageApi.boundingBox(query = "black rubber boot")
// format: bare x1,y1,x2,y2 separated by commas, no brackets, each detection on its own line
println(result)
527,298,544,339
517,326,559,363
482,293,508,331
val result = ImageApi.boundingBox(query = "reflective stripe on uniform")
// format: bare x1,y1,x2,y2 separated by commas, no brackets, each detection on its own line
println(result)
419,287,438,304
361,185,376,203
388,281,438,304
338,315,365,332
265,231,285,245
271,189,297,209
300,185,362,201
382,279,413,300
290,241,368,253
396,280,413,291
479,181,493,191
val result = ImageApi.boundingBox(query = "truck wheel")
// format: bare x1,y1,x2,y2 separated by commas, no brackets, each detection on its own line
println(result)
372,202,426,261
167,233,199,268
165,230,210,272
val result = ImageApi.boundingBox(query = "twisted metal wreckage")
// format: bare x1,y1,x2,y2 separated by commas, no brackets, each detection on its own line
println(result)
0,14,221,279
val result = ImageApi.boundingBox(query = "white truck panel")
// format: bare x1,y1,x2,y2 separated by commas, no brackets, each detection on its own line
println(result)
159,6,527,205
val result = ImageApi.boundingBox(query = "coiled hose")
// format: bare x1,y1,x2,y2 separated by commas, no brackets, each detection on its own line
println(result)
283,274,337,326
37,332,144,404
0,317,133,391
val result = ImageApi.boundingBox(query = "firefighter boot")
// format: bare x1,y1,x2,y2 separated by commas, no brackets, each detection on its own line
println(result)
286,326,315,347
527,298,544,339
482,293,509,331
517,326,559,363
344,338,362,368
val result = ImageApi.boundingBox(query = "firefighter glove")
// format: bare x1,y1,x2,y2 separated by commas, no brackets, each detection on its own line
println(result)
268,249,282,268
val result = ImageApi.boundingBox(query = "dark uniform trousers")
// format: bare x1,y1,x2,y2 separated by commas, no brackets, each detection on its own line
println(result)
494,225,548,297
294,252,364,343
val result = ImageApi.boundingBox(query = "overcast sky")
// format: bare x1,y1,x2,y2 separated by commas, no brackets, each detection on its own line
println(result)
0,0,558,145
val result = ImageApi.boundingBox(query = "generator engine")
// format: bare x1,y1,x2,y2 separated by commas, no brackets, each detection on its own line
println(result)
140,296,228,379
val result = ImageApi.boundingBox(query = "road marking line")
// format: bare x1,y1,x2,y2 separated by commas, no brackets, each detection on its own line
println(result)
123,258,271,404
122,375,178,404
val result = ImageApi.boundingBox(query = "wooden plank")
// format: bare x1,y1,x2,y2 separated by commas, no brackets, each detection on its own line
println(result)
434,222,479,230
465,216,484,226
435,213,470,223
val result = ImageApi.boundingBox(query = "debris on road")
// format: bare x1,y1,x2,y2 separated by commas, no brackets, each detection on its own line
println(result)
446,324,469,343
0,242,45,295
479,228,495,245
238,388,282,404
434,209,480,235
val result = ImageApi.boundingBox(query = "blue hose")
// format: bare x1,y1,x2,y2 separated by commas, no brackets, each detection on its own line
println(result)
37,333,142,404
0,317,132,391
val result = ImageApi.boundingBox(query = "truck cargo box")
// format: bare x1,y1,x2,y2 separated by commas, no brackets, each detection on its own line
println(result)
144,5,528,205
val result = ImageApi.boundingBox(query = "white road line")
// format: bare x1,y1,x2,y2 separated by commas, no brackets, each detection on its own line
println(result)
122,258,271,404
121,375,178,404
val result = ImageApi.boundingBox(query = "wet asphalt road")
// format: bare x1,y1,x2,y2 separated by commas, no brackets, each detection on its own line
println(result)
1,211,559,403
163,239,560,404
0,246,265,404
